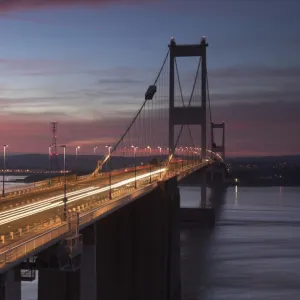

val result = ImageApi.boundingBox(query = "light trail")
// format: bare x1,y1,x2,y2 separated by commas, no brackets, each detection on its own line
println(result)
0,186,99,219
0,169,165,226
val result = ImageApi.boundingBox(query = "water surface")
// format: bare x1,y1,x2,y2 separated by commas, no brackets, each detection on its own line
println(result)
180,186,300,300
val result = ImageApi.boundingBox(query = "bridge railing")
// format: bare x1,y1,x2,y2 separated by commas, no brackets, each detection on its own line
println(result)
0,224,68,269
0,216,63,246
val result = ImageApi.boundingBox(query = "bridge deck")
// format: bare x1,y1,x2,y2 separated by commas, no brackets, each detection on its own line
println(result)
0,160,213,273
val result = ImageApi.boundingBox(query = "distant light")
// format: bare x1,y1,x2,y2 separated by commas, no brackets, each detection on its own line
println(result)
234,178,238,183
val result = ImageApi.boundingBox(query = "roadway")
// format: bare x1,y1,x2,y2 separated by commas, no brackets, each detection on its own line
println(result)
0,159,203,250
0,158,186,210
0,164,153,210
0,164,167,238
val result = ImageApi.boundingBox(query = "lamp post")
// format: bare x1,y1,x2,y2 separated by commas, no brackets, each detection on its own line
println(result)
158,146,162,178
60,145,67,220
93,146,97,156
147,146,152,183
48,145,52,186
190,147,194,165
105,145,112,199
185,147,189,168
131,146,138,188
2,145,8,198
75,146,80,179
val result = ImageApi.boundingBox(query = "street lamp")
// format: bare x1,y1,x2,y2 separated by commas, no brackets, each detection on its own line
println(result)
147,146,152,183
75,146,80,160
60,145,67,221
105,145,112,199
131,146,138,188
185,147,189,168
179,147,184,169
93,146,98,155
48,145,52,186
75,146,80,180
158,146,162,178
2,145,8,198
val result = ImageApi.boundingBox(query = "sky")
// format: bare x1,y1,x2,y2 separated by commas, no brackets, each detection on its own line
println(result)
0,0,299,157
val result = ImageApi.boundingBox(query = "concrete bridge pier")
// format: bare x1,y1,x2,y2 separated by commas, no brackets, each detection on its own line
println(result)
180,164,227,226
0,267,21,300
37,177,181,300
38,266,80,300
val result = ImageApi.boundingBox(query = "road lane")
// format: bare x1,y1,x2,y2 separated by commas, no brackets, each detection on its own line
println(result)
0,168,165,237
0,165,151,211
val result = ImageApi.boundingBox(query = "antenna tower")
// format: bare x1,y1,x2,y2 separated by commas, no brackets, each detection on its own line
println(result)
50,121,59,170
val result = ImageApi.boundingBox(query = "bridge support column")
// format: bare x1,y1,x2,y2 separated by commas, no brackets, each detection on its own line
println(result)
201,169,207,207
95,177,181,300
130,178,181,300
0,268,21,300
37,225,97,300
80,225,97,300
94,204,133,300
38,268,80,300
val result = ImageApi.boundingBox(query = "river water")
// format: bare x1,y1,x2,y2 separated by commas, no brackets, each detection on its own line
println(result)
181,186,300,300
21,186,300,300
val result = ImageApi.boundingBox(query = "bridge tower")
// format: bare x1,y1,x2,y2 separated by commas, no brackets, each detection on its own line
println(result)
168,36,208,157
211,122,225,159
50,121,59,170
169,37,208,205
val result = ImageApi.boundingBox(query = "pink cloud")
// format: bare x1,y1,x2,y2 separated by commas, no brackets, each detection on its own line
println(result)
0,117,129,155
1,95,299,157
0,0,149,13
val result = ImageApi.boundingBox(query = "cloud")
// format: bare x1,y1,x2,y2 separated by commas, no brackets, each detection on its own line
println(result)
201,65,300,105
0,97,299,157
1,58,299,157
210,65,300,80
0,116,132,154
0,57,83,78
162,0,300,19
212,101,300,156
0,0,148,13
97,78,144,85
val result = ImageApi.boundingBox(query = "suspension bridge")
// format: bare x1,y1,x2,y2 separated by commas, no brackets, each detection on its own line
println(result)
0,37,226,300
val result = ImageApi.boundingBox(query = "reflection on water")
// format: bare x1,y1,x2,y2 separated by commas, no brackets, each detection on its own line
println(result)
21,186,300,300
181,186,300,300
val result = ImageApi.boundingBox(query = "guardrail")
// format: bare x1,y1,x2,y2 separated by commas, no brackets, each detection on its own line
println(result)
0,162,208,270
0,224,68,269
0,216,63,247
5,184,35,193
